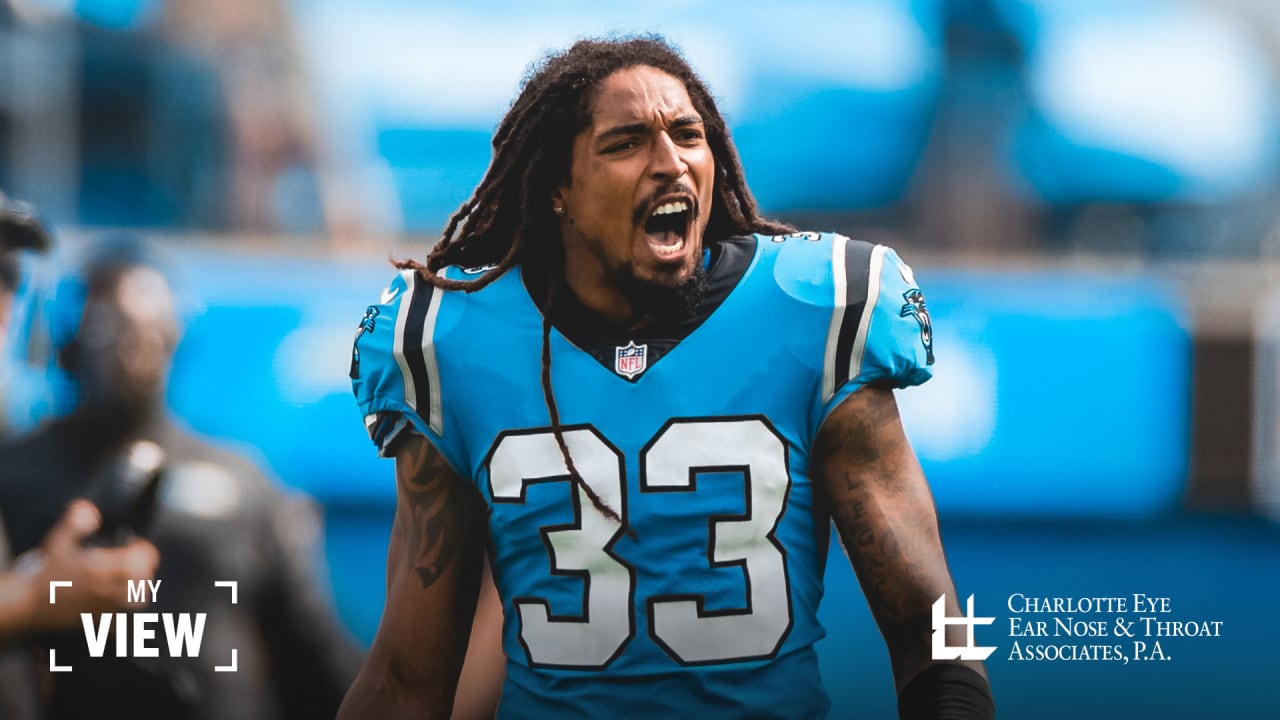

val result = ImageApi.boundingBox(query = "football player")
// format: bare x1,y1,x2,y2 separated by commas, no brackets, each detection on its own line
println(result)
342,36,992,720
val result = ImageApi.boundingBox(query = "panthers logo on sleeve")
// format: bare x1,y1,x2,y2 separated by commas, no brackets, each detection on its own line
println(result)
899,288,933,365
349,305,380,380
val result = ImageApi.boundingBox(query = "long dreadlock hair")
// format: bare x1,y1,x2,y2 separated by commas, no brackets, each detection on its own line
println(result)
398,35,793,524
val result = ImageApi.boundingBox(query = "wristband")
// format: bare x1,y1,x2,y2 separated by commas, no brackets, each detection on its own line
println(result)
897,663,994,720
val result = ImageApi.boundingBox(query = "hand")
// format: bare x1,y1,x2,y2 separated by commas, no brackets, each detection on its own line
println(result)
19,499,160,631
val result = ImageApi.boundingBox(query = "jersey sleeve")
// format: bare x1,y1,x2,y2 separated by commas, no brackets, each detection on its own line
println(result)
821,239,934,416
349,268,446,458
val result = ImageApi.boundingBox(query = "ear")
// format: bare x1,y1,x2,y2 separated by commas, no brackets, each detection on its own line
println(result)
550,188,569,218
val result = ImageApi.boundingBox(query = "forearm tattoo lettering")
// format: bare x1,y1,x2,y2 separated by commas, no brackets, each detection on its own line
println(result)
817,390,941,636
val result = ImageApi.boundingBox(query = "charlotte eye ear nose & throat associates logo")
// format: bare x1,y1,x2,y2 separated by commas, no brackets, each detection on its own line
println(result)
931,594,996,661
932,592,1227,666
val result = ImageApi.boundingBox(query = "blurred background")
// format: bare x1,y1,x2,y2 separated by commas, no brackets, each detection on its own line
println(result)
2,0,1279,717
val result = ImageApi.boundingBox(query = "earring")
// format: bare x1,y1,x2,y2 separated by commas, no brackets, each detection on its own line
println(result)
553,204,565,216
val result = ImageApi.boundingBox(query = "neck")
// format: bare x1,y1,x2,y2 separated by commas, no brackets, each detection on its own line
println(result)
560,259,647,329
559,263,712,332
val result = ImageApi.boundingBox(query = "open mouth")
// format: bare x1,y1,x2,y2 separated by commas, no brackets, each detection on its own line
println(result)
642,198,692,260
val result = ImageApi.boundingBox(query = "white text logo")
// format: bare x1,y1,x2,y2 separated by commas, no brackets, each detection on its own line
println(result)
931,594,996,661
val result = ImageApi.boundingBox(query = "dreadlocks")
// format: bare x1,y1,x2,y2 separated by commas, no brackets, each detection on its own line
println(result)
399,35,793,523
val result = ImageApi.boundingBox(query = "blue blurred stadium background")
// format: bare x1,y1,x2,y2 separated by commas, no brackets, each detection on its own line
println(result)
3,0,1280,717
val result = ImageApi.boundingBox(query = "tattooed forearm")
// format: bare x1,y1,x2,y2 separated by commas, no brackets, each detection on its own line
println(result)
836,490,930,629
815,386,990,686
850,499,894,605
815,387,952,673
394,440,479,589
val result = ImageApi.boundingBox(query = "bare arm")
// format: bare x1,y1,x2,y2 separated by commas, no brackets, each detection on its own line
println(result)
337,434,487,719
450,561,505,720
812,385,988,693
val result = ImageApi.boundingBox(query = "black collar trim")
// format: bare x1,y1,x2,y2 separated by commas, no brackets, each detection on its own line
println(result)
523,235,756,381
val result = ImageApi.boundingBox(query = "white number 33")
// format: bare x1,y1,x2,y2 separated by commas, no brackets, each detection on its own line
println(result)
487,417,793,668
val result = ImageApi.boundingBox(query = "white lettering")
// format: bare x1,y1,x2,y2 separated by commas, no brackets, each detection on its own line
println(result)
163,613,206,657
115,612,127,656
81,613,112,657
132,613,159,657
79,611,209,659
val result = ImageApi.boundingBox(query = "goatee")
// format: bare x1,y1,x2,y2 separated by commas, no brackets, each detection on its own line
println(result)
611,264,709,324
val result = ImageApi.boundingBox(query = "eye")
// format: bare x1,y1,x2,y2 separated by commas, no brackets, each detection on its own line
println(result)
675,128,705,143
603,140,639,154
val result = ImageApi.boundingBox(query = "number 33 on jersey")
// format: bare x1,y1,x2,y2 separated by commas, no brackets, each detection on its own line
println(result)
351,233,934,718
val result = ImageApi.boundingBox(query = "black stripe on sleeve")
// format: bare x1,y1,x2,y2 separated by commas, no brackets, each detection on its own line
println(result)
832,239,874,387
402,277,435,419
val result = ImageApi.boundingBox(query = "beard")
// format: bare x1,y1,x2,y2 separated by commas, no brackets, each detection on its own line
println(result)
608,261,709,324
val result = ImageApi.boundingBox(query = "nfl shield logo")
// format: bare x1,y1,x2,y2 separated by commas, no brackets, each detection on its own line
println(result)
615,341,648,379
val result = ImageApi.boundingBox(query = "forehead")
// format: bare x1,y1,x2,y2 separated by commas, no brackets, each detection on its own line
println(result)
588,65,699,130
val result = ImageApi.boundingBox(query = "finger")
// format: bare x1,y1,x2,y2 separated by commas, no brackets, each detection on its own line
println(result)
80,546,156,609
46,499,102,550
121,539,160,580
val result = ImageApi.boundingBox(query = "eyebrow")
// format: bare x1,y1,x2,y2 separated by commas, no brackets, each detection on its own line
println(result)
595,115,705,142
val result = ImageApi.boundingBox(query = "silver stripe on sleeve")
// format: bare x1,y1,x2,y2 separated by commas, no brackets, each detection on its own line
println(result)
422,280,445,435
392,268,418,412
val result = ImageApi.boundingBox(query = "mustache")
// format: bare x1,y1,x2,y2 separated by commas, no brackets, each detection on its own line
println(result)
632,182,699,228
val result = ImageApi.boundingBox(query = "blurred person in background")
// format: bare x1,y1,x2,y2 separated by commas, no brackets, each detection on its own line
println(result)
0,190,160,719
0,188,48,366
0,234,362,719
2,0,363,238
156,0,365,239
340,36,991,720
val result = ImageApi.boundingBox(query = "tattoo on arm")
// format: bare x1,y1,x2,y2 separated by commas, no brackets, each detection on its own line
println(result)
816,388,947,666
843,489,929,628
817,387,988,687
395,441,478,589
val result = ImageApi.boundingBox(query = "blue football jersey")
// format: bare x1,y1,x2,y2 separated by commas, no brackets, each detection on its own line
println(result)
351,233,933,719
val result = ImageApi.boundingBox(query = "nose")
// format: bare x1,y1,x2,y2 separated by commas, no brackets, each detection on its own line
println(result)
649,132,688,181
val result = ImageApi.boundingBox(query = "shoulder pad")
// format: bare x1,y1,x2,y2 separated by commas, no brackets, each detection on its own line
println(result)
760,232,933,401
